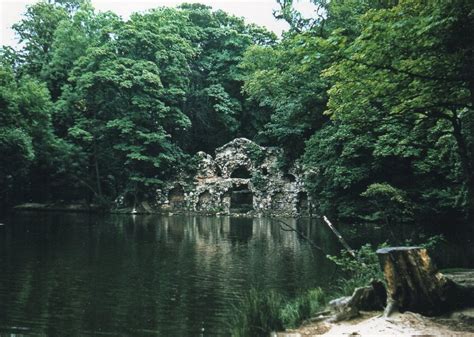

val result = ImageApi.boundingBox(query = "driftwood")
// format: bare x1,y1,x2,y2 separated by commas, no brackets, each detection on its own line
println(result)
328,280,386,322
301,310,332,325
323,216,357,259
377,247,474,317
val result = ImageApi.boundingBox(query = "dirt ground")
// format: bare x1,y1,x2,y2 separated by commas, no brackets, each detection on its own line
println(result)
277,308,474,336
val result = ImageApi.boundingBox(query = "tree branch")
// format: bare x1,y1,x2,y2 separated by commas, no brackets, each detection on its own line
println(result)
342,55,467,83
272,218,324,252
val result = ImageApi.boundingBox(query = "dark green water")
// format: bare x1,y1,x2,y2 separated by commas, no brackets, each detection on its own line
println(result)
0,213,340,336
2,213,471,336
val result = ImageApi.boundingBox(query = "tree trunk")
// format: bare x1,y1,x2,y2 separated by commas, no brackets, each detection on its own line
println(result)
376,247,458,316
451,115,474,223
93,152,102,198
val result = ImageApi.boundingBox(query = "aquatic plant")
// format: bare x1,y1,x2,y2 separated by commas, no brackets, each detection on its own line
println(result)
230,287,326,336
230,289,284,337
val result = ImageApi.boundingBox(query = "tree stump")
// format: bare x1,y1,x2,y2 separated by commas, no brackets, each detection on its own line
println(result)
376,246,457,316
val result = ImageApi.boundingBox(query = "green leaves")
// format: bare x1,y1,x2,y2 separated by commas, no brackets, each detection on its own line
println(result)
241,33,330,159
3,0,472,222
0,61,57,207
301,0,474,225
12,2,69,77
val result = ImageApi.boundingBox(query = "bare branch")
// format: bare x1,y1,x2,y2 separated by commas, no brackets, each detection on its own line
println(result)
272,218,324,252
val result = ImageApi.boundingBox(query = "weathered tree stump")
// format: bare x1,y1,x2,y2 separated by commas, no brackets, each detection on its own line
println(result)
377,247,460,316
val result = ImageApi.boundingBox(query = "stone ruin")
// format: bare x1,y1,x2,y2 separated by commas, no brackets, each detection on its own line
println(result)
156,138,313,217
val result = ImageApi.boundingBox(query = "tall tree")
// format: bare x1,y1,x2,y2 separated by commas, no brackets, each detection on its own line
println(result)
178,3,276,153
55,8,196,203
241,32,330,163
0,57,54,210
303,0,474,225
12,2,69,78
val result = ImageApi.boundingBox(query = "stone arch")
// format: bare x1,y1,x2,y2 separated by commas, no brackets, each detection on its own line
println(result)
221,190,232,211
230,183,253,213
230,165,251,179
297,192,310,216
283,173,296,183
271,192,285,210
215,165,223,177
196,190,212,211
168,185,185,209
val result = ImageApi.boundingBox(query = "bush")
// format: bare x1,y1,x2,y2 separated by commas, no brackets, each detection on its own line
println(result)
251,171,267,191
246,143,265,166
327,243,386,296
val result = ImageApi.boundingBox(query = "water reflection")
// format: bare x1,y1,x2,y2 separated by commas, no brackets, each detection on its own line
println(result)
229,217,253,244
0,213,338,336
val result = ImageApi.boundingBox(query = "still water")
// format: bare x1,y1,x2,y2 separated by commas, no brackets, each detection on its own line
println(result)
0,213,341,336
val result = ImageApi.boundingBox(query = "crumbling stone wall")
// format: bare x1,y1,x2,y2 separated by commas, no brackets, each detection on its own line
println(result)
156,138,312,217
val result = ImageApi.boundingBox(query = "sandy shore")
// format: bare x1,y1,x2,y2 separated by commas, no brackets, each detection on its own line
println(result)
277,308,474,336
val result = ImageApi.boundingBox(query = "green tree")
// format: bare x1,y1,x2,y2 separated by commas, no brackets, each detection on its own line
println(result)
300,0,472,228
320,0,474,223
55,8,196,204
0,58,54,210
241,32,330,162
241,0,388,163
44,2,121,99
178,3,276,153
12,1,69,78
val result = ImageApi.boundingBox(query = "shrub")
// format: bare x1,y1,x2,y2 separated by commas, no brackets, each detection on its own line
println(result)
327,243,386,296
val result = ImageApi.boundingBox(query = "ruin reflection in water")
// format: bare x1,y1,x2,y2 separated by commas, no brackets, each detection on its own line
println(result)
0,213,338,336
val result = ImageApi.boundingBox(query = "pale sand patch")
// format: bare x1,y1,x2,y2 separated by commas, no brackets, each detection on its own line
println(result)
277,309,474,337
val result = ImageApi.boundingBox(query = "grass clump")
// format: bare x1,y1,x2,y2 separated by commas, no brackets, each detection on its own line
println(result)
230,288,326,337
230,288,284,337
280,288,327,328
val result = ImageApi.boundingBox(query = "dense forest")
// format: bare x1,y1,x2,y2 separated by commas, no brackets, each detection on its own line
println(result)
1,0,473,228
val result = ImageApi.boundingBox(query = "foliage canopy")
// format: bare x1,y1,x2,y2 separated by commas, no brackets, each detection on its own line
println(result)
1,0,472,228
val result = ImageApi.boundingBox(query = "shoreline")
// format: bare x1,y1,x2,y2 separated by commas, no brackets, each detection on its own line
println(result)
11,202,309,218
279,309,474,336
11,202,314,219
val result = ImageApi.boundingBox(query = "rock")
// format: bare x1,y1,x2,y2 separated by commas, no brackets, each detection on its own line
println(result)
196,151,217,179
14,203,101,213
156,138,313,217
140,201,154,213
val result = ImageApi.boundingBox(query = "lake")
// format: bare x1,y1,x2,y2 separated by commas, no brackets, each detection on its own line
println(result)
1,212,471,336
0,213,342,336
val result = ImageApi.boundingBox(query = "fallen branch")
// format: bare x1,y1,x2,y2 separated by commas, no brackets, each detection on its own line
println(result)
272,218,324,252
302,310,332,324
323,216,356,259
